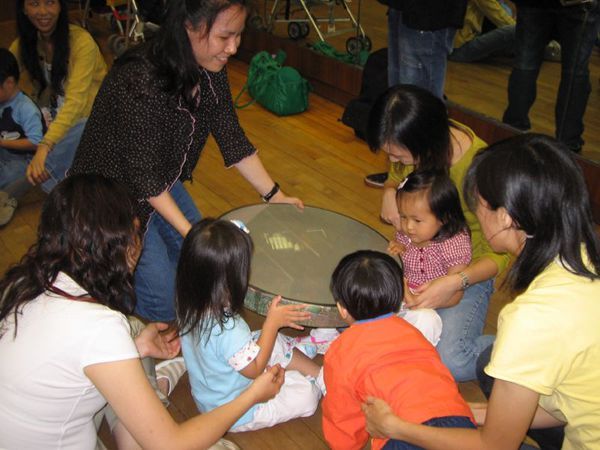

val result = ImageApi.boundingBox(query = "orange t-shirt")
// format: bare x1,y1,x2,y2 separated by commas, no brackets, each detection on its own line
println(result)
322,314,474,450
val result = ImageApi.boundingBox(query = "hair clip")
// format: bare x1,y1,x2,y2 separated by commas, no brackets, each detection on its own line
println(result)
230,219,250,234
397,177,408,191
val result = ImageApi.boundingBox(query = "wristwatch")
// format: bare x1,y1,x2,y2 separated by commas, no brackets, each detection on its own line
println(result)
261,182,280,203
457,271,470,290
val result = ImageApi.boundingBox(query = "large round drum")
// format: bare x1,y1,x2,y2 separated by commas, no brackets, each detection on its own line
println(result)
220,204,389,327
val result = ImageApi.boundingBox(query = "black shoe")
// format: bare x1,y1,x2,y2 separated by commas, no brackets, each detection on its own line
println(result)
364,172,388,188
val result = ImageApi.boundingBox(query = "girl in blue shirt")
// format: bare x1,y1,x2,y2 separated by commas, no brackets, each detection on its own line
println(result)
176,218,322,431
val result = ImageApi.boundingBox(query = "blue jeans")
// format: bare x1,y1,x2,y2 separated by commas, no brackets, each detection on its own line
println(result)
502,3,600,151
449,25,515,63
383,416,475,449
0,119,85,195
134,181,202,321
387,8,456,98
436,279,495,382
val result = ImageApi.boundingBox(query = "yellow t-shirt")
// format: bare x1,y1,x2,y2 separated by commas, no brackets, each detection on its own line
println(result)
10,24,107,146
388,120,509,273
486,258,600,449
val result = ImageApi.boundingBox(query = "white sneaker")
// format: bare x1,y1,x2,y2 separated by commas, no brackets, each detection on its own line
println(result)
0,197,17,226
155,356,187,396
208,439,240,450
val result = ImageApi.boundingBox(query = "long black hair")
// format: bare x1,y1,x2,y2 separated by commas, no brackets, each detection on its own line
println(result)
141,0,246,108
176,218,253,338
367,84,452,172
0,175,139,338
397,170,468,241
16,0,70,97
331,250,404,320
464,133,600,291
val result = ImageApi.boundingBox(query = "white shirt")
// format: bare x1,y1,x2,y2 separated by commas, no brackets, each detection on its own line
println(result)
0,272,139,450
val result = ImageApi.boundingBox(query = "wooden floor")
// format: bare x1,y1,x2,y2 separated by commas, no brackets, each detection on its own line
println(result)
2,5,594,447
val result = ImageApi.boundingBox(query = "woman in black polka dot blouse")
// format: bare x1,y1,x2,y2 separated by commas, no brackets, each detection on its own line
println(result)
70,0,303,322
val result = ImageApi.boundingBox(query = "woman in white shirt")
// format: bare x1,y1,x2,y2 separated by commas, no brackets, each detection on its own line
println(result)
0,174,283,450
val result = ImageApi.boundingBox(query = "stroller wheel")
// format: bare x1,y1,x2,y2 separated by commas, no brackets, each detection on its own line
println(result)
359,35,372,52
300,22,310,38
107,33,120,49
110,36,128,57
249,15,264,30
288,22,302,40
346,36,361,55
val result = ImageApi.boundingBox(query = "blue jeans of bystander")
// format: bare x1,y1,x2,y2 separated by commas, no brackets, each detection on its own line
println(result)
134,181,202,321
387,8,456,98
0,119,85,195
502,4,600,151
449,25,515,63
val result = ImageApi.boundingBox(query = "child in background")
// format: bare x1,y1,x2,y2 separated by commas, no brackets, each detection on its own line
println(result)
176,218,322,432
322,250,475,450
0,48,44,225
389,170,472,343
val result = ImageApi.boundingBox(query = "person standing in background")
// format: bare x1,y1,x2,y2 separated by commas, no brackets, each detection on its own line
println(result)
502,0,600,153
365,0,467,189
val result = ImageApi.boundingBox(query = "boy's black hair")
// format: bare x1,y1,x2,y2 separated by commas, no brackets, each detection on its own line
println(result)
397,169,468,241
0,48,19,84
330,250,403,321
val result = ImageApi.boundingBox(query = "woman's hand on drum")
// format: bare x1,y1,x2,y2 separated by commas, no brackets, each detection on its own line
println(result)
270,190,304,209
135,322,181,359
26,143,51,185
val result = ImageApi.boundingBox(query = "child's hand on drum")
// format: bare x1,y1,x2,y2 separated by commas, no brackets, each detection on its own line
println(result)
266,295,311,330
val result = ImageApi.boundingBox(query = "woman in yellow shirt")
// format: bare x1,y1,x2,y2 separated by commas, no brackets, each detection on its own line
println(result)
9,0,106,191
362,133,600,449
368,84,509,382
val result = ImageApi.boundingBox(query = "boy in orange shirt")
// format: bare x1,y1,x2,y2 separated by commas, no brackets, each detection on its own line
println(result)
322,250,475,450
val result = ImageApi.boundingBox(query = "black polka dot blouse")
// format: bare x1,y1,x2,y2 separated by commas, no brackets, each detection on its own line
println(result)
70,55,256,229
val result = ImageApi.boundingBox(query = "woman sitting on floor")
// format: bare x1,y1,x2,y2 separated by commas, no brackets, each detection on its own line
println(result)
362,133,600,449
0,174,284,450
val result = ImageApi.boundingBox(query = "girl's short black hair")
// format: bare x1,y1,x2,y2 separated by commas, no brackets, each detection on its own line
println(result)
330,250,403,320
397,170,468,241
176,218,253,338
367,84,452,172
464,133,600,291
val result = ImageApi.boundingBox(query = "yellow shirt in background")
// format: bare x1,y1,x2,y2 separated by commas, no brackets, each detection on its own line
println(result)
454,0,515,49
486,258,600,449
10,24,107,146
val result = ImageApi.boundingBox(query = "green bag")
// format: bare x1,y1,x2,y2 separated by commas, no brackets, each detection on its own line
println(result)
235,50,311,116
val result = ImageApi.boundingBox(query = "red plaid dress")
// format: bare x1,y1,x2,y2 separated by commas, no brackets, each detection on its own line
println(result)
395,230,472,289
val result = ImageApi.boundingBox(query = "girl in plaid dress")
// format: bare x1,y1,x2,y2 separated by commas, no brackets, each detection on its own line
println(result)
389,170,472,344
390,170,471,298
